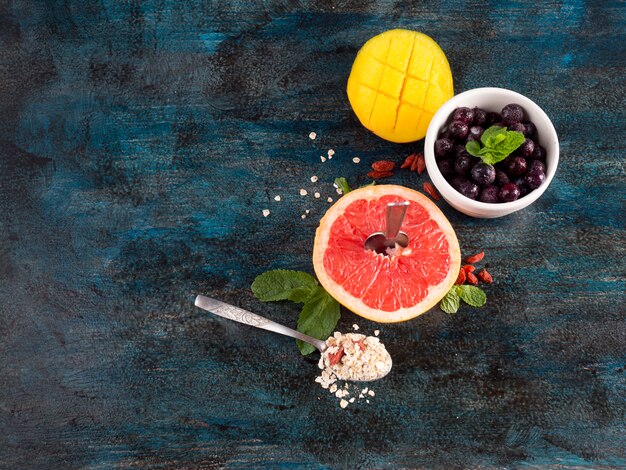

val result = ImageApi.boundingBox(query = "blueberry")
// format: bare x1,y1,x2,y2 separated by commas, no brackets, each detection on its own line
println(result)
449,120,469,140
467,126,484,141
451,176,479,200
473,108,488,127
519,138,535,158
498,183,521,202
533,145,547,162
454,155,474,175
501,104,524,125
508,122,526,134
437,158,454,176
452,107,474,123
487,112,502,125
495,169,510,186
523,121,537,137
503,155,527,177
434,138,454,158
471,162,496,185
454,145,471,159
528,159,546,174
514,177,530,197
524,169,546,190
479,185,500,203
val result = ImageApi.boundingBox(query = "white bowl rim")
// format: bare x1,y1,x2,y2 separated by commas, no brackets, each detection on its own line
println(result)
424,87,559,215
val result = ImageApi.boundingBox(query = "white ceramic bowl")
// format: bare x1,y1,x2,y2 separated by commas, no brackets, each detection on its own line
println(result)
424,87,559,218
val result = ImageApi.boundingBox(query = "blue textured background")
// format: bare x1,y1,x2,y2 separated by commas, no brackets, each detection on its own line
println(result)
1,1,625,468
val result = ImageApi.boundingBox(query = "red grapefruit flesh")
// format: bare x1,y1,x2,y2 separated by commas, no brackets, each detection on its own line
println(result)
313,185,460,323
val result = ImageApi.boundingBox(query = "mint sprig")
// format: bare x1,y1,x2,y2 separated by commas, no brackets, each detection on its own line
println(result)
440,284,487,314
465,125,525,165
334,177,352,195
252,270,340,355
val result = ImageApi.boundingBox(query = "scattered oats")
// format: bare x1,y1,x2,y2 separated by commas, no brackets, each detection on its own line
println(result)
301,214,306,219
262,209,270,217
359,394,364,399
352,324,359,331
349,397,355,403
330,384,338,393
328,149,335,156
314,192,321,199
333,183,338,188
352,157,361,164
368,390,375,397
362,387,368,394
310,175,318,183
340,399,349,409
327,197,333,203
336,188,343,195
374,330,380,336
305,209,310,214
299,189,308,196
274,195,281,201
320,155,327,162
309,132,317,140
366,399,370,403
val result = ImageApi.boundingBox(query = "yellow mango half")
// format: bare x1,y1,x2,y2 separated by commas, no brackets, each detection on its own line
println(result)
347,29,454,143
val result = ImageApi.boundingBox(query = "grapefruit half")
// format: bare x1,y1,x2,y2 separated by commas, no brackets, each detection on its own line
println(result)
313,185,460,323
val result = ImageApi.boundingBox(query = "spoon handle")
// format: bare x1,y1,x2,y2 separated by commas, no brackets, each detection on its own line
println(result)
194,295,328,352
385,201,409,239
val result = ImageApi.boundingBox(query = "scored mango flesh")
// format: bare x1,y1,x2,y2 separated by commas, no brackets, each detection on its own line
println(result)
347,29,454,143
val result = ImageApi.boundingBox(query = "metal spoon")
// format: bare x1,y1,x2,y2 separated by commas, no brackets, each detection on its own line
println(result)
364,201,410,254
194,295,391,381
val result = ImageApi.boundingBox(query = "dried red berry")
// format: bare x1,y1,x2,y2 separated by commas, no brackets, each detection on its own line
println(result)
466,272,479,285
463,265,475,273
367,170,394,179
401,154,416,169
415,153,426,174
423,182,441,200
356,340,366,351
477,269,493,284
465,251,485,263
328,346,344,366
371,160,395,172
455,268,466,285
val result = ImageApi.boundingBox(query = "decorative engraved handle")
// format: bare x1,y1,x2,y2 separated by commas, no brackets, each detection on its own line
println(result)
194,295,327,352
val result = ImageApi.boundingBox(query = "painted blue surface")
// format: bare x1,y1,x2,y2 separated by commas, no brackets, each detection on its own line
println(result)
0,1,624,468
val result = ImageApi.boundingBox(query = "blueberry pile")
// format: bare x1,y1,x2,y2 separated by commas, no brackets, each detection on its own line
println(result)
434,104,547,203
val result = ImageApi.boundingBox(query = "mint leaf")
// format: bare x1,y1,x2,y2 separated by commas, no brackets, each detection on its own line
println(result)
335,177,351,195
440,288,460,314
360,180,376,188
466,140,482,157
466,125,525,165
457,285,487,307
251,269,318,303
296,286,340,355
480,125,506,146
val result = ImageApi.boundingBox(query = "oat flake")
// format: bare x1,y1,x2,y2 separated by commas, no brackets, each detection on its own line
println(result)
299,189,307,196
309,132,317,140
352,157,361,164
262,209,270,217
274,195,281,201
310,175,318,183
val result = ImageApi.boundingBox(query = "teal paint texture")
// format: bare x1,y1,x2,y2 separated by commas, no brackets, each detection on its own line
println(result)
0,1,624,468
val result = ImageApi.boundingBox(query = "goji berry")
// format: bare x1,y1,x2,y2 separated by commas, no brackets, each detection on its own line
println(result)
400,154,416,169
423,182,441,200
410,154,420,172
463,264,475,273
328,346,344,366
415,153,426,174
477,269,493,284
466,272,479,285
455,268,466,285
371,160,395,172
356,340,366,351
367,170,394,179
465,251,485,263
